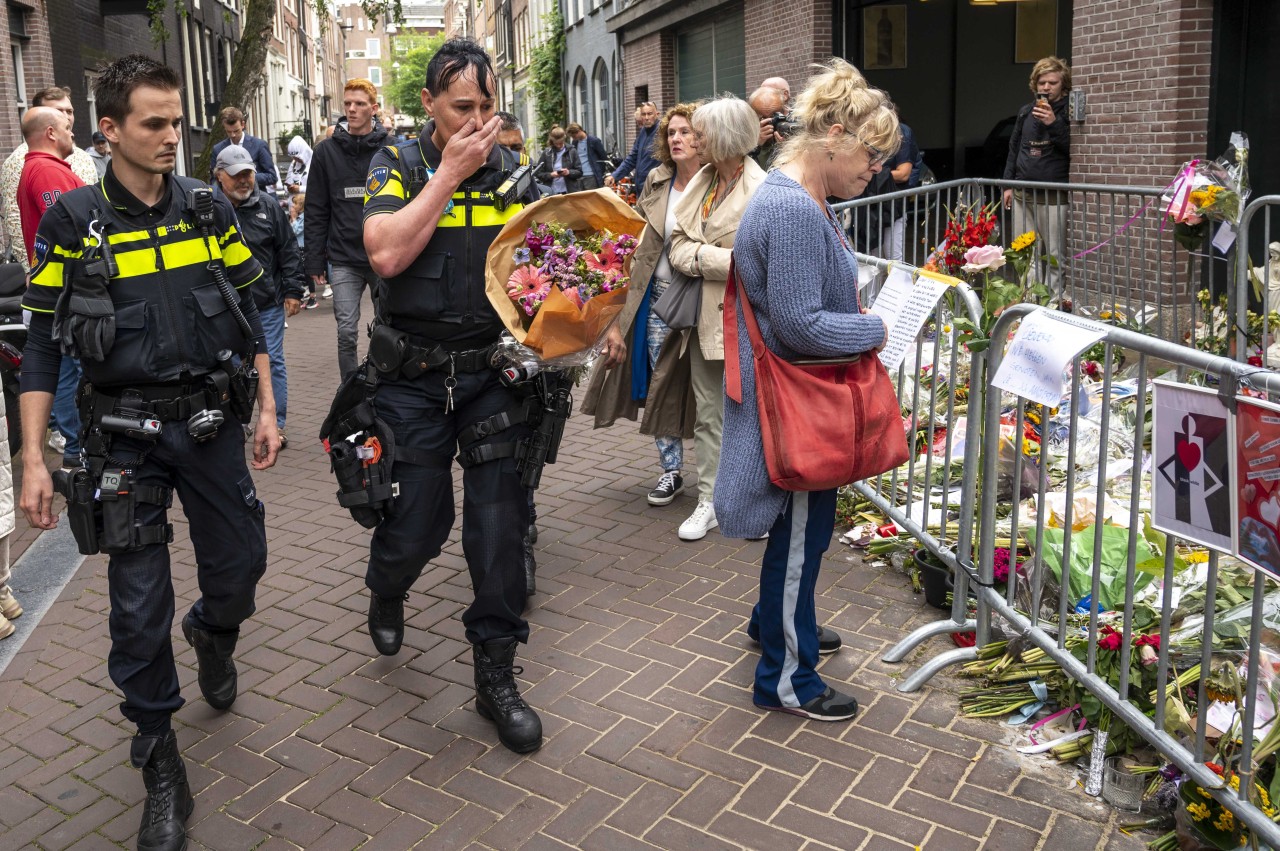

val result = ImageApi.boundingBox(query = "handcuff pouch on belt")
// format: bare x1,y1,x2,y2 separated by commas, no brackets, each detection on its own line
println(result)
367,324,494,380
320,362,400,529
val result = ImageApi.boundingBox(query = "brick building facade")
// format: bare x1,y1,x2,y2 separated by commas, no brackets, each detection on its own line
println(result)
1069,0,1213,187
2,0,57,153
607,0,830,152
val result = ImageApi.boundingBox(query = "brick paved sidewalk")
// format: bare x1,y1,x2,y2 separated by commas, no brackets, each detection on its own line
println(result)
0,296,1146,850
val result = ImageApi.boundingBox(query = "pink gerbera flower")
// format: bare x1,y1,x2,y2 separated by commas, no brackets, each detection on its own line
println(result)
508,265,550,299
585,242,623,275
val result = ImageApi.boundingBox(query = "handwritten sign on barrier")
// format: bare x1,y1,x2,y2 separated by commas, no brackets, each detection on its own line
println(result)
990,310,1106,408
868,267,955,371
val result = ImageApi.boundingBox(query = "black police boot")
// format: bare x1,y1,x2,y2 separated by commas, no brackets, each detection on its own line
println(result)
181,619,238,711
473,638,543,754
368,592,407,656
523,529,537,600
132,730,194,851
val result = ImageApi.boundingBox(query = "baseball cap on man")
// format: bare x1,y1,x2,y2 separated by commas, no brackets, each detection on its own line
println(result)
215,145,255,175
91,131,107,143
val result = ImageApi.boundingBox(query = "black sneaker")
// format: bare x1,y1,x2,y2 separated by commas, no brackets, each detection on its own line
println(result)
747,624,843,655
647,471,684,506
756,686,859,721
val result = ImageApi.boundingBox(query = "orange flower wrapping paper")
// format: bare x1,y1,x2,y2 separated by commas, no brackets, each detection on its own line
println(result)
484,188,647,361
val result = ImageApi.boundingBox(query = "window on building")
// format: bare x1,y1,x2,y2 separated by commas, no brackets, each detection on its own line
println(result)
366,37,380,57
573,66,589,130
357,17,364,30
368,66,382,86
9,4,27,122
592,58,609,142
10,40,26,121
85,70,100,130
675,7,745,102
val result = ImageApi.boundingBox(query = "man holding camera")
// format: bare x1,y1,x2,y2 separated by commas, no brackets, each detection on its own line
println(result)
361,38,543,754
19,55,278,851
748,85,789,170
1002,56,1072,298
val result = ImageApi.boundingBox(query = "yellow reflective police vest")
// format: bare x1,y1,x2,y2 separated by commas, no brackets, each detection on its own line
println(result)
372,138,527,343
35,177,257,387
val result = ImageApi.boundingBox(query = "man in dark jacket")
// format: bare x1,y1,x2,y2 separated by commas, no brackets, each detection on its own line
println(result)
566,122,606,190
1002,56,1071,297
214,145,306,448
211,107,278,193
605,101,659,198
304,78,390,381
533,126,581,195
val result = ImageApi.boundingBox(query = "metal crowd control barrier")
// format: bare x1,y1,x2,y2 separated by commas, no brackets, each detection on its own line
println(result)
841,177,1230,346
959,304,1280,846
836,250,990,690
1235,195,1280,365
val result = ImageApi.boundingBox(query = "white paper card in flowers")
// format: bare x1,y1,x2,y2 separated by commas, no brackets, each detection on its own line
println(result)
870,268,952,371
990,309,1106,408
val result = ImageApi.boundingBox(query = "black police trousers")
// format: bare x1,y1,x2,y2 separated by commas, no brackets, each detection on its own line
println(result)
102,421,267,734
367,368,531,645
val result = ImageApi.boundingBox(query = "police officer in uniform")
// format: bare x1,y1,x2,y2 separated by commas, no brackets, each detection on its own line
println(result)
362,38,542,754
19,55,278,851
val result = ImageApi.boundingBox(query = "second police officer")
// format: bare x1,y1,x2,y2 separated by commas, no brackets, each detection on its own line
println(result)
361,38,543,753
19,55,278,851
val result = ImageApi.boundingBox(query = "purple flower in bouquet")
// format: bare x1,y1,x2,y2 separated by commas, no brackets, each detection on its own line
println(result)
513,246,532,265
613,233,638,257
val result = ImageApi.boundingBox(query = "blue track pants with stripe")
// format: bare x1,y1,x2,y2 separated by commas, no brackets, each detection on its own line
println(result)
750,489,837,709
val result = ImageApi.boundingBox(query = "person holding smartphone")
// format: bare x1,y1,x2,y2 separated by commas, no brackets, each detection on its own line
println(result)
1001,56,1071,298
534,126,582,195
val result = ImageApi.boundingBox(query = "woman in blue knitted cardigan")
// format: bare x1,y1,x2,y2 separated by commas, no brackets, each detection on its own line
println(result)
721,59,897,722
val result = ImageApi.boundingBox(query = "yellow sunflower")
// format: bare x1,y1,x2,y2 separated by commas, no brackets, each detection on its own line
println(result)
1011,231,1037,252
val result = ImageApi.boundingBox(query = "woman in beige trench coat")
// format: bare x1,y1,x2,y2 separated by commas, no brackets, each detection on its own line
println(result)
583,103,704,506
664,97,767,541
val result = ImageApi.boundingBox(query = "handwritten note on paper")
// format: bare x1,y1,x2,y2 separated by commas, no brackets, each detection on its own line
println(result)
990,310,1107,407
869,268,954,371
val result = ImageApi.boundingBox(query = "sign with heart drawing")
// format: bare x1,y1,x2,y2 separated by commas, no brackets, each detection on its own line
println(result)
1233,396,1280,578
1152,380,1235,554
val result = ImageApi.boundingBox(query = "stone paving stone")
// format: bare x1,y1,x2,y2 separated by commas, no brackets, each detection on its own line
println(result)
0,294,1149,851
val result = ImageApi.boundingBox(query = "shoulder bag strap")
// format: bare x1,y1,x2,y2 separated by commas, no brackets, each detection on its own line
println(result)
724,256,767,404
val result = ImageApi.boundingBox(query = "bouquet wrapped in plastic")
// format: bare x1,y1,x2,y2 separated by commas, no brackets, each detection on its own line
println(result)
1164,131,1250,251
484,189,646,364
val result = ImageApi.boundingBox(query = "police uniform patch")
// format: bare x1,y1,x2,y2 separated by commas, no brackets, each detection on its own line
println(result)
366,167,390,195
31,235,50,274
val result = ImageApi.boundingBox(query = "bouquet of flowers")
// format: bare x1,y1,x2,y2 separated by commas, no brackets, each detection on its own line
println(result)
926,201,999,276
1164,132,1250,252
950,230,1049,353
485,189,646,363
507,223,637,318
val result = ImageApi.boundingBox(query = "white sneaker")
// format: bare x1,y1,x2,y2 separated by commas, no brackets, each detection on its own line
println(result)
47,430,66,454
321,285,334,299
679,500,718,541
